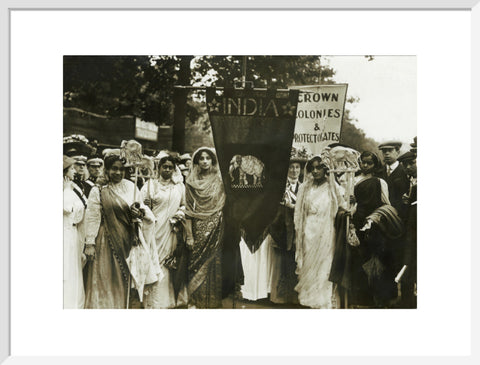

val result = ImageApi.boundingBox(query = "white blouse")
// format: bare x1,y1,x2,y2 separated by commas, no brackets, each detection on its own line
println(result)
84,179,155,245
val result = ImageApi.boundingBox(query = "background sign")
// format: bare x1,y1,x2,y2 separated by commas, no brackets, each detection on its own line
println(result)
291,84,348,155
135,118,159,142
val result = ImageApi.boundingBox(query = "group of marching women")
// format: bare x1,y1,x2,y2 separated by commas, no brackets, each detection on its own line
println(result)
64,145,225,309
63,137,417,309
241,139,417,309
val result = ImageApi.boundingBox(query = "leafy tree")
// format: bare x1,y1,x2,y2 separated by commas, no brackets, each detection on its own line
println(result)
64,55,180,124
64,55,380,152
193,55,335,88
339,109,379,153
190,56,379,152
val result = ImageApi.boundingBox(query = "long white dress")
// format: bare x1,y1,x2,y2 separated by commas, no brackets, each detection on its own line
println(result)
294,179,343,309
63,183,86,309
240,236,274,301
141,178,186,308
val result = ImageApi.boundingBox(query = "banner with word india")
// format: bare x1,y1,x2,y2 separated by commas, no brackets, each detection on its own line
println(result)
291,84,348,155
206,87,299,252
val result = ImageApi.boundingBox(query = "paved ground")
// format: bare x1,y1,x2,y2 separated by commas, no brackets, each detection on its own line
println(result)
221,296,308,309
131,290,416,309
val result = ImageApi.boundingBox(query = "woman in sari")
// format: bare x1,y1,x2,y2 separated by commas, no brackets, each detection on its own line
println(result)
294,155,346,309
349,151,402,308
185,147,226,308
63,156,86,309
141,152,186,308
84,154,159,309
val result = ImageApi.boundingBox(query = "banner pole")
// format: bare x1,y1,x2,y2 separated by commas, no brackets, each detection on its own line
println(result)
242,56,247,88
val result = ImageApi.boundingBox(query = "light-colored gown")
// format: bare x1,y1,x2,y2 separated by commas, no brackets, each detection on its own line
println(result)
294,176,345,309
240,236,274,301
141,177,186,308
63,182,86,309
84,179,160,309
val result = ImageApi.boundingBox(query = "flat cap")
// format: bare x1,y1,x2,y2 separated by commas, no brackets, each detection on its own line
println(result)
72,155,87,165
87,157,104,166
378,141,402,150
398,151,416,163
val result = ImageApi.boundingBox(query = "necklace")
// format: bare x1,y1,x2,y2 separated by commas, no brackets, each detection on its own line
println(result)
157,177,173,190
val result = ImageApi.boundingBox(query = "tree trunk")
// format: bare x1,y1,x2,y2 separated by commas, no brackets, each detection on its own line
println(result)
172,56,193,153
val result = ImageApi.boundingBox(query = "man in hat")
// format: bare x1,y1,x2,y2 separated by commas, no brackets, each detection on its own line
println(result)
410,136,417,155
178,163,189,184
180,153,192,170
70,155,89,196
378,141,410,308
85,157,104,197
397,150,417,308
378,141,410,219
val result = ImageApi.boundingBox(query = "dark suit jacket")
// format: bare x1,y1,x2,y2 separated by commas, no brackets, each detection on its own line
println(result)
403,184,417,271
380,163,410,220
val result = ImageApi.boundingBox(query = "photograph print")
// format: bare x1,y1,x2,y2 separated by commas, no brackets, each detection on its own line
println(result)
63,55,417,310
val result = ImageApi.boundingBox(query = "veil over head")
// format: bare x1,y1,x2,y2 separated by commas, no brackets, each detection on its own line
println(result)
156,150,183,184
185,147,225,219
294,154,346,271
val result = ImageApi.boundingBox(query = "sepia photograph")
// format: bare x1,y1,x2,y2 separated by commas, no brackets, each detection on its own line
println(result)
7,5,474,359
63,55,417,310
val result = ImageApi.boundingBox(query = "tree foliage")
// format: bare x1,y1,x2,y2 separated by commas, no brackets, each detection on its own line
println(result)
340,109,379,153
64,55,380,152
64,55,179,124
192,55,335,88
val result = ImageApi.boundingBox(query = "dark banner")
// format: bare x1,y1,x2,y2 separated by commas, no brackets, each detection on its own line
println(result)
207,87,299,251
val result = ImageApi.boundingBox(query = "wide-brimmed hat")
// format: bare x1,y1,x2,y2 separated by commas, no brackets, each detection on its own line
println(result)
290,147,310,164
63,134,93,156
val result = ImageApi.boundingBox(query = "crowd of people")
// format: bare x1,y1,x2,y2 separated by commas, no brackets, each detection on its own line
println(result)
63,135,417,309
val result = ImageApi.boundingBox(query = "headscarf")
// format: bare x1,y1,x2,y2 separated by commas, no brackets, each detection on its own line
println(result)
294,154,345,271
185,147,225,219
63,155,75,170
156,150,183,185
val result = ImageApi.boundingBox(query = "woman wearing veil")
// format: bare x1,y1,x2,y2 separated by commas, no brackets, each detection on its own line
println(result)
185,147,226,308
294,155,346,309
141,151,186,308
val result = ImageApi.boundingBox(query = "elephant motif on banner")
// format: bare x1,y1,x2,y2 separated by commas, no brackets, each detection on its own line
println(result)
229,155,265,188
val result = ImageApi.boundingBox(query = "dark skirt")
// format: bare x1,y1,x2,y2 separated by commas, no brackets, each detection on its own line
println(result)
188,211,224,308
266,204,297,304
270,246,298,304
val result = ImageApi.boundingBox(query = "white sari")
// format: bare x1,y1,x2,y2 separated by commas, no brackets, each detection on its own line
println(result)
141,178,186,308
294,173,345,308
